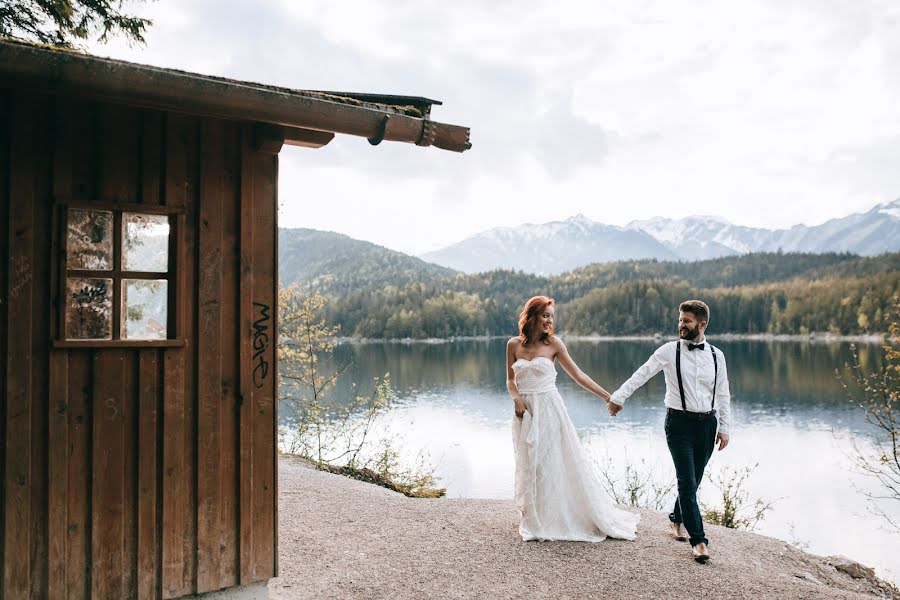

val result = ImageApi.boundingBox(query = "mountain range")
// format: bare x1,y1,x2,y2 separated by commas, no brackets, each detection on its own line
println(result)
276,222,899,338
279,228,455,295
419,200,900,275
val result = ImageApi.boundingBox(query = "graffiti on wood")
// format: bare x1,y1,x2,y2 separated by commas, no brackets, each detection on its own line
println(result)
252,302,271,388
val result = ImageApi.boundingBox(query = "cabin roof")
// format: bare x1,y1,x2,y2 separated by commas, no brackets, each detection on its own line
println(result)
0,37,471,152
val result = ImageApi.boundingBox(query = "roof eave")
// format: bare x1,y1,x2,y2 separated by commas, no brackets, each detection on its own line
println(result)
0,38,471,153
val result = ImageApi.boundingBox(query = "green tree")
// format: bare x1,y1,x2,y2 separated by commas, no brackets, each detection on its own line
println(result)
0,0,151,47
278,243,899,339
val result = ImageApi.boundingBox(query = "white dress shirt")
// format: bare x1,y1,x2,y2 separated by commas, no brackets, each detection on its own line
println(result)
609,337,732,435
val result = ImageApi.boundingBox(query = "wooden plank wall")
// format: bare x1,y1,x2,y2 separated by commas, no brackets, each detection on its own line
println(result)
0,89,9,600
0,91,278,599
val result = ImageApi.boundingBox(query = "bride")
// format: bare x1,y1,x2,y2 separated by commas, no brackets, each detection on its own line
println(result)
508,295,640,542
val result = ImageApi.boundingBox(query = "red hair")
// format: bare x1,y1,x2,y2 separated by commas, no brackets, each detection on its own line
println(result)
518,296,554,346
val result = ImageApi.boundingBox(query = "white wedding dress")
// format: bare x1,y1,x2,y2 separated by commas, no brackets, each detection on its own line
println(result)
511,357,640,542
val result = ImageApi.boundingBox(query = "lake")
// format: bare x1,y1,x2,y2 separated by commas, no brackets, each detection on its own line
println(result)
279,338,899,581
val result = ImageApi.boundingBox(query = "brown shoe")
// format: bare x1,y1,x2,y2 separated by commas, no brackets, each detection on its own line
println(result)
691,542,710,563
669,521,687,541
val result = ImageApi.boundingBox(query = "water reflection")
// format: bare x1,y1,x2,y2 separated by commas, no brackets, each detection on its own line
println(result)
294,338,879,430
279,338,898,580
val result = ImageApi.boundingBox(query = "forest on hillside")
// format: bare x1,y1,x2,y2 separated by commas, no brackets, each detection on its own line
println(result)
277,230,899,339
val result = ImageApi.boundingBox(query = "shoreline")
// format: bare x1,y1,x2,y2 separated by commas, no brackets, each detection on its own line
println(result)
332,332,886,345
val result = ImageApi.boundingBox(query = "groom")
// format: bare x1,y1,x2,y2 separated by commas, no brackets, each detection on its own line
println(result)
608,300,731,563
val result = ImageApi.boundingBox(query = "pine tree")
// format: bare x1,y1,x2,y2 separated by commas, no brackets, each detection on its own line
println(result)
0,0,151,47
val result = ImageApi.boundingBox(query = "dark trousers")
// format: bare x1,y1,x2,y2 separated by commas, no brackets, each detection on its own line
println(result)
665,409,717,547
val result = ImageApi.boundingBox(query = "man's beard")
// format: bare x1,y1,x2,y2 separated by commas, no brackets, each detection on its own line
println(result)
679,325,700,340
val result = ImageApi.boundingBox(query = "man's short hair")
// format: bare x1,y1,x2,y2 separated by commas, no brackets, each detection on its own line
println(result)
679,300,710,323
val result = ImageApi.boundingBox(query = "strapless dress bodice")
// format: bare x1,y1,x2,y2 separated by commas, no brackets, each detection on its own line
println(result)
512,357,558,394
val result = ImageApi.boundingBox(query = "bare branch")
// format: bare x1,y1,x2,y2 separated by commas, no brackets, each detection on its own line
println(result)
278,287,443,497
841,295,900,534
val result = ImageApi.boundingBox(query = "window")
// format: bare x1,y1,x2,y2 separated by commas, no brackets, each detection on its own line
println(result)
56,201,184,347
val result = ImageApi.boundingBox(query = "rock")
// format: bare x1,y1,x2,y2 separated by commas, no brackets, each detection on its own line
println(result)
795,571,824,586
274,458,900,600
827,555,876,582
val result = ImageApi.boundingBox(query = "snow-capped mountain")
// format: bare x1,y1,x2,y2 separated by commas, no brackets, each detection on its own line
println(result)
625,215,763,259
420,200,900,275
419,214,673,275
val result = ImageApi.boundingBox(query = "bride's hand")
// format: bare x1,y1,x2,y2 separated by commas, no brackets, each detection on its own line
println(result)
513,396,527,418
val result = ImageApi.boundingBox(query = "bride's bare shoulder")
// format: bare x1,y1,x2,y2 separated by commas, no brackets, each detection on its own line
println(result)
548,334,567,349
507,337,522,349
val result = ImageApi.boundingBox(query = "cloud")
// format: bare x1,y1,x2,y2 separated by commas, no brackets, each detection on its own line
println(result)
88,0,900,253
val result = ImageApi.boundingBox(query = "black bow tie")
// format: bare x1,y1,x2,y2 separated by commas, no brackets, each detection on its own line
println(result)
687,342,705,351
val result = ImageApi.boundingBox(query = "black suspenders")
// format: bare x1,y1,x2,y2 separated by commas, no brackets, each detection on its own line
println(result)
675,342,686,410
675,342,718,412
712,347,718,409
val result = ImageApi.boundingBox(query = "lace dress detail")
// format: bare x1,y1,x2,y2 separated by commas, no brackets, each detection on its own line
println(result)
511,357,640,542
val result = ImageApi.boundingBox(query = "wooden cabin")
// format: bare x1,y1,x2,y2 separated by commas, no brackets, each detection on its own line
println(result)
0,38,470,599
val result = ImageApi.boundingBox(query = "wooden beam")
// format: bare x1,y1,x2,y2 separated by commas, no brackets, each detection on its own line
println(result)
0,40,472,153
282,127,334,149
91,351,127,599
252,124,284,155
249,139,276,585
65,99,97,600
137,108,164,600
161,113,190,600
196,118,224,593
48,96,72,600
4,89,36,599
0,86,9,600
218,121,241,588
237,127,254,585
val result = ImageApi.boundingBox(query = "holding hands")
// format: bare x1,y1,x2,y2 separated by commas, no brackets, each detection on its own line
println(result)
599,387,622,417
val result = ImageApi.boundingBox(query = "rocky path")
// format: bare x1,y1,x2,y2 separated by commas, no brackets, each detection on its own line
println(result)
269,457,894,599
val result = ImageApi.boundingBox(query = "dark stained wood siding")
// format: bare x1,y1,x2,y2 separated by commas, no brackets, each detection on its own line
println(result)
0,87,9,600
1,91,278,599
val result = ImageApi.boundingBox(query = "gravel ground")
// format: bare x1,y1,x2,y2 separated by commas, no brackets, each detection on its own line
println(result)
269,456,895,599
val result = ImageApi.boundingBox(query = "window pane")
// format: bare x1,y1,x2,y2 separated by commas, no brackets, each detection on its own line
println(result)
123,213,170,272
122,279,168,339
66,278,112,339
67,209,113,270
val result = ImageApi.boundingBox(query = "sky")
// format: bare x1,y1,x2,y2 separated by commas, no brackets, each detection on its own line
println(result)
88,0,900,255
